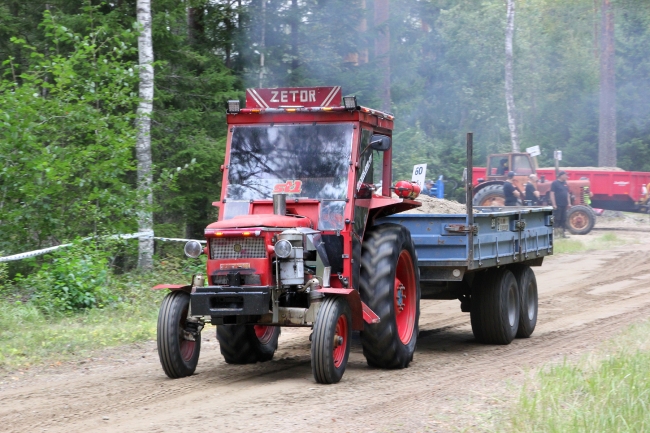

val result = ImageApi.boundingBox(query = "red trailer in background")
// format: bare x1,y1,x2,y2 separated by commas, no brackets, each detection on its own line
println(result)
535,168,650,213
473,163,650,214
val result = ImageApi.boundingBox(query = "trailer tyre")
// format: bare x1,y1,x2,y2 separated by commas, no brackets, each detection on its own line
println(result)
473,184,505,206
566,205,595,235
157,291,201,378
511,266,538,338
217,324,280,364
470,268,519,344
360,224,420,369
312,296,351,384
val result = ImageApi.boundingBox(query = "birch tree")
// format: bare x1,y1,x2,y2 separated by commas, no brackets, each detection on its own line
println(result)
505,0,520,152
136,0,154,270
598,0,616,166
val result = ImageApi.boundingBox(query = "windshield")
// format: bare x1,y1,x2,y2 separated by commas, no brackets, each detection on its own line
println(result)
226,124,354,200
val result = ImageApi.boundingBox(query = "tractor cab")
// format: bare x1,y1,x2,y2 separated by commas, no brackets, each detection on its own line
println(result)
485,152,535,191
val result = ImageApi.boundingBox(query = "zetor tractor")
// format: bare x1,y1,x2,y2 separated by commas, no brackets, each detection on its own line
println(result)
154,87,423,384
473,152,596,235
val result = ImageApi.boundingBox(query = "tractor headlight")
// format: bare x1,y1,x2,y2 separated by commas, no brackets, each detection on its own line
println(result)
184,240,203,258
274,239,292,258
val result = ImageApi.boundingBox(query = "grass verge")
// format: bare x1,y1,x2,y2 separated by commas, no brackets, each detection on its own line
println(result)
0,257,199,372
502,319,650,432
553,232,628,255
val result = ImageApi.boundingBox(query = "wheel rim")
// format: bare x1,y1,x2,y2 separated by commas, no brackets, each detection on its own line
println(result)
479,195,504,206
395,250,417,344
178,306,196,362
332,314,348,368
507,284,517,327
526,281,536,320
569,210,589,230
254,325,275,344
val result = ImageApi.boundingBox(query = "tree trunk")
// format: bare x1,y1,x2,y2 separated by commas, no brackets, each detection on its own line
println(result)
374,0,390,112
505,0,520,153
598,0,616,167
136,0,154,270
259,0,266,88
290,0,299,79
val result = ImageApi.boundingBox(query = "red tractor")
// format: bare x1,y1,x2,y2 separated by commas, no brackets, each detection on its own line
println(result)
472,153,595,235
154,87,422,384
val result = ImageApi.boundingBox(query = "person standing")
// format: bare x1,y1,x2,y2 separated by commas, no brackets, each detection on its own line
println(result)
503,171,521,206
525,174,540,205
550,171,572,238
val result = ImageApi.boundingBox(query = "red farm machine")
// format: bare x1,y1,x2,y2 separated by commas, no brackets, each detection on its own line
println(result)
153,87,555,384
472,153,595,234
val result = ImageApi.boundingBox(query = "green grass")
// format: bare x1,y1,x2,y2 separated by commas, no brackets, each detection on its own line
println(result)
502,320,650,433
553,233,628,255
0,257,200,372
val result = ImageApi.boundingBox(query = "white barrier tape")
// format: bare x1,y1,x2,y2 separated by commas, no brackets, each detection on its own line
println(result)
0,231,205,263
154,236,207,244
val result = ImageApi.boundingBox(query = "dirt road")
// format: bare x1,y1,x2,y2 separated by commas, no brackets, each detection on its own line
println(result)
2,223,650,432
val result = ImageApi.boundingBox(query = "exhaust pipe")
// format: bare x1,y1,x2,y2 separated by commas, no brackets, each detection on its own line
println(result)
273,193,286,215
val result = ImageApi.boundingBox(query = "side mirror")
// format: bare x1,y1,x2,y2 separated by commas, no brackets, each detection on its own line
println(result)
370,134,391,151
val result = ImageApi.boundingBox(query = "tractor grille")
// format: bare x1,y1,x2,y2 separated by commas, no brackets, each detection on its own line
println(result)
210,237,266,259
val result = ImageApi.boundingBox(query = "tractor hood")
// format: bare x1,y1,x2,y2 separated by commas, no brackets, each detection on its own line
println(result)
207,214,313,230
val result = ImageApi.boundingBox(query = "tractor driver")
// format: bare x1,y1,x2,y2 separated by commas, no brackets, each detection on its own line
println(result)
497,158,509,175
550,171,572,238
503,171,521,206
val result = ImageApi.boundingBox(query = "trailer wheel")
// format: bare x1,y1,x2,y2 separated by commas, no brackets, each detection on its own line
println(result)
311,296,351,384
360,224,420,369
566,205,595,235
217,324,280,364
473,184,505,206
511,266,538,338
157,291,201,378
470,268,519,344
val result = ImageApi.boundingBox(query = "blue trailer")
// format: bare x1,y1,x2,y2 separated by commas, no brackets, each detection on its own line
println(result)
381,205,554,344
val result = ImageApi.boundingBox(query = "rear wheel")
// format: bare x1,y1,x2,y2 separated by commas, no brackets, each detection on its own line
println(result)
157,291,201,378
311,297,351,384
470,268,519,344
566,205,595,235
511,266,538,338
217,324,280,364
473,184,505,206
360,224,420,369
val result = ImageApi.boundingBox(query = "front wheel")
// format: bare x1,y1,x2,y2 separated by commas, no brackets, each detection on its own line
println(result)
157,291,201,378
360,224,420,369
311,297,351,384
566,205,595,235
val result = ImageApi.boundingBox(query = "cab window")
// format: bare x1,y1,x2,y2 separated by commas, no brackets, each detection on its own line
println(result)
512,155,533,175
489,156,509,175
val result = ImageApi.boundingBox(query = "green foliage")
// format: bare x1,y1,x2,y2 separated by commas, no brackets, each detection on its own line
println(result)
0,8,140,257
504,320,650,433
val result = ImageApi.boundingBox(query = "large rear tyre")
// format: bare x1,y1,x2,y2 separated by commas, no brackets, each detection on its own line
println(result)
311,297,351,384
511,266,538,338
473,184,505,206
217,324,280,364
470,268,520,345
157,291,201,378
566,205,595,235
360,224,420,369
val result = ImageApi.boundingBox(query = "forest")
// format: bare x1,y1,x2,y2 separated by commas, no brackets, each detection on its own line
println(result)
1,0,649,285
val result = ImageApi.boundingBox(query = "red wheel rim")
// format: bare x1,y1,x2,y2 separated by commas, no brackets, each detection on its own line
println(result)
254,325,275,344
480,195,504,206
570,211,588,229
332,314,348,368
394,250,416,344
179,306,196,362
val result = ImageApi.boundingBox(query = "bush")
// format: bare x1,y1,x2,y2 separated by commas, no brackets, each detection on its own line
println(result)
18,241,116,315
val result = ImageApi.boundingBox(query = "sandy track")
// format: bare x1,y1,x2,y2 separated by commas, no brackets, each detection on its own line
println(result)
2,226,649,432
